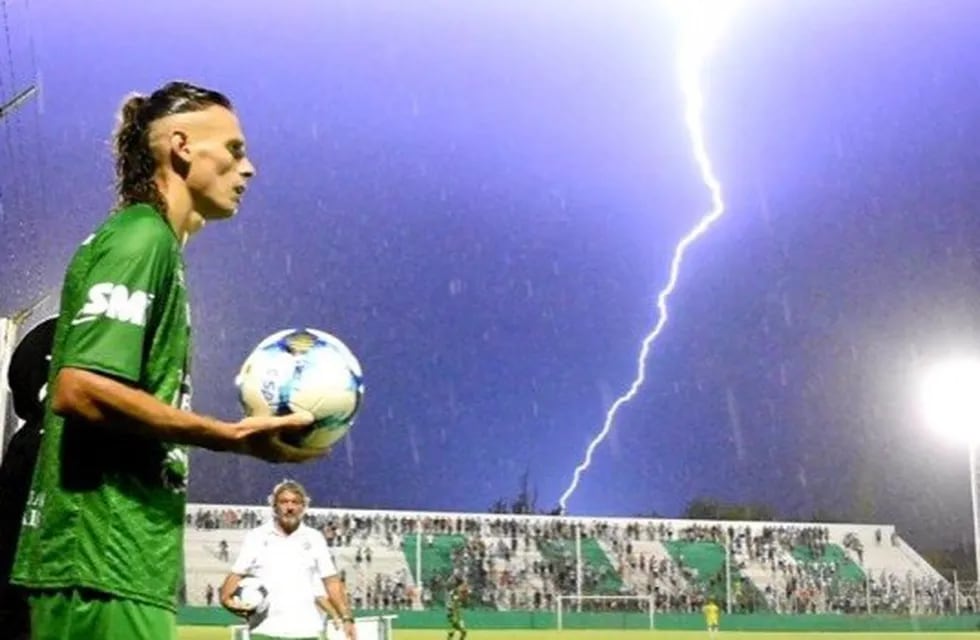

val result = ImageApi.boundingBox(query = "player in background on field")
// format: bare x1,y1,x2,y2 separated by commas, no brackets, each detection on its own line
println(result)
0,316,56,640
221,480,356,640
446,580,469,640
11,81,328,640
703,598,721,638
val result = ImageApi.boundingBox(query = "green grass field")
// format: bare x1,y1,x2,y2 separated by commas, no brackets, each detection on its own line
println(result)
177,630,980,640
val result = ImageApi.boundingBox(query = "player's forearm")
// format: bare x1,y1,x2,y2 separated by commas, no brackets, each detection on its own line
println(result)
317,596,340,617
52,367,238,450
325,577,354,619
316,594,337,613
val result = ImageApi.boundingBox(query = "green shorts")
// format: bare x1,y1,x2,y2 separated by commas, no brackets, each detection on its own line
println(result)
28,589,176,640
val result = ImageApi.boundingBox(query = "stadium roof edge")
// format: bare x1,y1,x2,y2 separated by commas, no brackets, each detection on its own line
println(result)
186,503,898,533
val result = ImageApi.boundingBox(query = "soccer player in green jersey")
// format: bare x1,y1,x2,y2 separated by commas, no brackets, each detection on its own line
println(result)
447,581,469,640
11,81,327,640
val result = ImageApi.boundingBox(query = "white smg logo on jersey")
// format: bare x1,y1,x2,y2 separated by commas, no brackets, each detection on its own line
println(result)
73,282,153,327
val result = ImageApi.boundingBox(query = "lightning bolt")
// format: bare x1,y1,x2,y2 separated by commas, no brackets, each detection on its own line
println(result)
558,1,739,514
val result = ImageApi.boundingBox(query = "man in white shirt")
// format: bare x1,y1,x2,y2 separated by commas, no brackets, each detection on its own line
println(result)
220,480,356,640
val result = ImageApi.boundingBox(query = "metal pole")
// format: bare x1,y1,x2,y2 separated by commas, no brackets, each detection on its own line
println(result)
971,443,980,611
415,520,422,601
0,84,39,120
575,524,583,612
865,572,871,614
724,529,733,614
954,570,960,615
911,573,916,617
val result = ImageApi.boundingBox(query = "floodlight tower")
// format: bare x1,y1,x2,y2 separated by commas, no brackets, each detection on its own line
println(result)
921,357,980,593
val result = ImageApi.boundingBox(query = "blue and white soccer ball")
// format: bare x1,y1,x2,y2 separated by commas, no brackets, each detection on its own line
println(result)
234,576,269,612
236,328,364,450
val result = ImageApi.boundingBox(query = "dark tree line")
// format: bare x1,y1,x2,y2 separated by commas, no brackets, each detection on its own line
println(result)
487,470,561,516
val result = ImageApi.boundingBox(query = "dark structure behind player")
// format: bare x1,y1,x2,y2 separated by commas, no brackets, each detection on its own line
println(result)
0,316,57,640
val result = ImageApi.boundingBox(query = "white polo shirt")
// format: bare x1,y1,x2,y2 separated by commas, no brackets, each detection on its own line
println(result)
232,521,339,638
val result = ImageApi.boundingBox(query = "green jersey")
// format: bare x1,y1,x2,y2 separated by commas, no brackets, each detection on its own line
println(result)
12,204,193,612
448,589,464,618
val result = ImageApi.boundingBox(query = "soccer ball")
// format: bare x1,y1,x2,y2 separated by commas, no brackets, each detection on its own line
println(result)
236,328,364,450
234,576,269,612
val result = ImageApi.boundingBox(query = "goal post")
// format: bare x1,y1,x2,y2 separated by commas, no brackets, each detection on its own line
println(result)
556,595,655,631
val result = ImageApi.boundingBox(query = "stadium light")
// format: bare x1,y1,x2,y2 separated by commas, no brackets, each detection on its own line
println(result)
921,358,980,443
920,357,980,594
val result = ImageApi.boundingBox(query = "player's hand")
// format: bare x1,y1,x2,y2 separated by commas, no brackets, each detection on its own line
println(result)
221,595,256,619
232,411,330,463
343,619,357,640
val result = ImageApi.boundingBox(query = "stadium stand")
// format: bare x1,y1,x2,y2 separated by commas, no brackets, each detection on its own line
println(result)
184,505,963,615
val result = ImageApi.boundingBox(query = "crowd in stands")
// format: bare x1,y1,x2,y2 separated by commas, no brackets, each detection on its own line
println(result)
188,507,263,530
310,512,417,610
185,507,971,616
